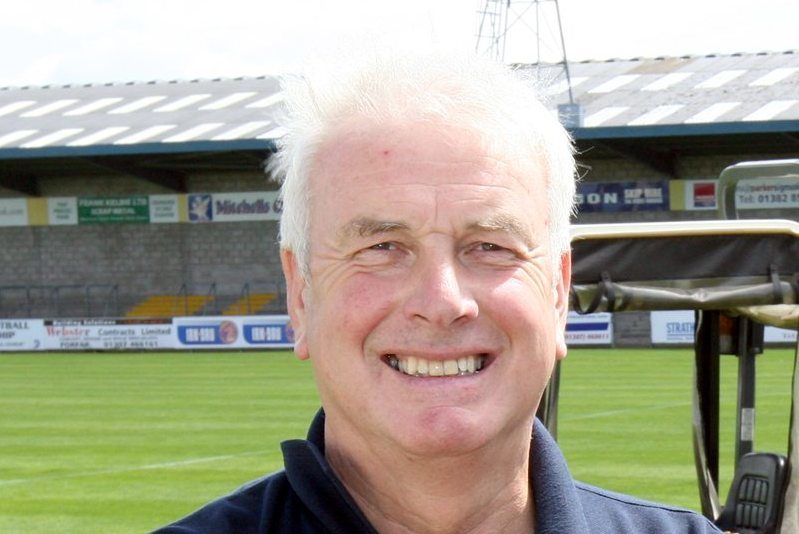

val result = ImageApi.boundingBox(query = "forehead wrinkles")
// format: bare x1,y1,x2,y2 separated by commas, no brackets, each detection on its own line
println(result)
334,210,535,248
339,217,409,241
467,213,535,248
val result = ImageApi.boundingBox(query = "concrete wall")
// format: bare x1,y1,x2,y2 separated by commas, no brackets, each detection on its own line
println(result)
0,221,283,316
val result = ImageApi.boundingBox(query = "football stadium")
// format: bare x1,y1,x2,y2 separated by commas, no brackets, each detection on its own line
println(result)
2,6,799,534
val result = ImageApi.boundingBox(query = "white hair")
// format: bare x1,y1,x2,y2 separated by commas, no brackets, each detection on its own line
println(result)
268,51,576,278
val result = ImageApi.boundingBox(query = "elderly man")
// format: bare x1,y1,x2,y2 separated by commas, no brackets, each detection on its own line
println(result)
157,53,721,533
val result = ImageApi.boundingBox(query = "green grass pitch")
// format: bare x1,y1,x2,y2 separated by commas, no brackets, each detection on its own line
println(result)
0,347,794,532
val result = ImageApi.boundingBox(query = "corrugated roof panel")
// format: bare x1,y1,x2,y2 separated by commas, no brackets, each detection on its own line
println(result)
749,67,799,86
0,100,37,117
584,106,629,127
544,76,588,96
63,97,124,116
742,100,799,121
0,129,38,147
68,126,131,146
246,93,285,109
21,128,84,148
212,121,272,141
694,69,746,89
108,96,167,114
21,99,79,117
162,123,225,143
1,52,797,155
627,104,684,125
587,74,639,94
685,102,742,123
199,92,257,110
642,72,693,91
114,124,176,144
154,94,212,112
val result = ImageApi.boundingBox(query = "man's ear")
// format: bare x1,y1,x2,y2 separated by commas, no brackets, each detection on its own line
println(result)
281,249,310,361
554,250,571,361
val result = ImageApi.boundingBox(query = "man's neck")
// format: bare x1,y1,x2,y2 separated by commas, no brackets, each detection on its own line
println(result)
324,423,535,534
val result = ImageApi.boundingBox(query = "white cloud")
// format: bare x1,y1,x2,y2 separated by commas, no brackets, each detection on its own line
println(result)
0,0,796,86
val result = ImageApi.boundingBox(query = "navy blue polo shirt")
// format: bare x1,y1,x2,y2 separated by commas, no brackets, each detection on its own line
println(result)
155,410,721,533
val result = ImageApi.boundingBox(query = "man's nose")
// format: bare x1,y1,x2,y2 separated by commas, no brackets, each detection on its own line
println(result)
402,253,478,327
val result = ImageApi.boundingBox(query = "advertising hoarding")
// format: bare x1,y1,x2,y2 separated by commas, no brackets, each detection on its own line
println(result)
77,196,150,224
651,310,797,344
576,180,669,213
565,312,613,345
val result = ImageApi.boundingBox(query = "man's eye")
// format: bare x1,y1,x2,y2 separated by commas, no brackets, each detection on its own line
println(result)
480,242,504,252
369,242,394,251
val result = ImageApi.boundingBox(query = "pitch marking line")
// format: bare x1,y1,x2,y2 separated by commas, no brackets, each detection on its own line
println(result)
560,401,691,421
0,449,270,487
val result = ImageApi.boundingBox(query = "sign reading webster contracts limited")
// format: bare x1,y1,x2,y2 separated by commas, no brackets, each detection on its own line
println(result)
576,181,669,213
78,196,150,224
0,315,295,351
40,318,174,350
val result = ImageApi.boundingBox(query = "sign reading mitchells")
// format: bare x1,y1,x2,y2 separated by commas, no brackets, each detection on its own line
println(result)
188,192,282,223
78,196,150,224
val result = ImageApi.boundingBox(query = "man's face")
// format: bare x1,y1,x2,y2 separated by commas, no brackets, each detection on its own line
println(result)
282,117,570,457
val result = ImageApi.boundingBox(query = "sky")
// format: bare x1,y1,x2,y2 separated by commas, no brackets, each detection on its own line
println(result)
1,0,798,87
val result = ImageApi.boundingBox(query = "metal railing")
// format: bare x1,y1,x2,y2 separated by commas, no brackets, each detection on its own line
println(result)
0,279,286,319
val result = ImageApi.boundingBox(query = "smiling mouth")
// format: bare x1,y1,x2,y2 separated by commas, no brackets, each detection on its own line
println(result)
385,354,487,377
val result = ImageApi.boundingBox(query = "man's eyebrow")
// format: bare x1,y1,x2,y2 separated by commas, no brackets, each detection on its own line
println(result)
339,217,409,240
467,215,534,246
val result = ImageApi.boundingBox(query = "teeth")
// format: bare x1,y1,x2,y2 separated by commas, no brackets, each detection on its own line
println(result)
388,354,486,377
429,361,444,376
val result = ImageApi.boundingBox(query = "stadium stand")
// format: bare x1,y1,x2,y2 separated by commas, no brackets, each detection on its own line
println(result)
0,51,796,341
125,294,213,318
222,293,276,316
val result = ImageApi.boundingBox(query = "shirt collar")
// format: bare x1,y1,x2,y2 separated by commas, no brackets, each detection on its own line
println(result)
284,409,590,533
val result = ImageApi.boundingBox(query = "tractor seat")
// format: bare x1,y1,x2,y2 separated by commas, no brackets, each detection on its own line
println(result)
715,452,791,534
